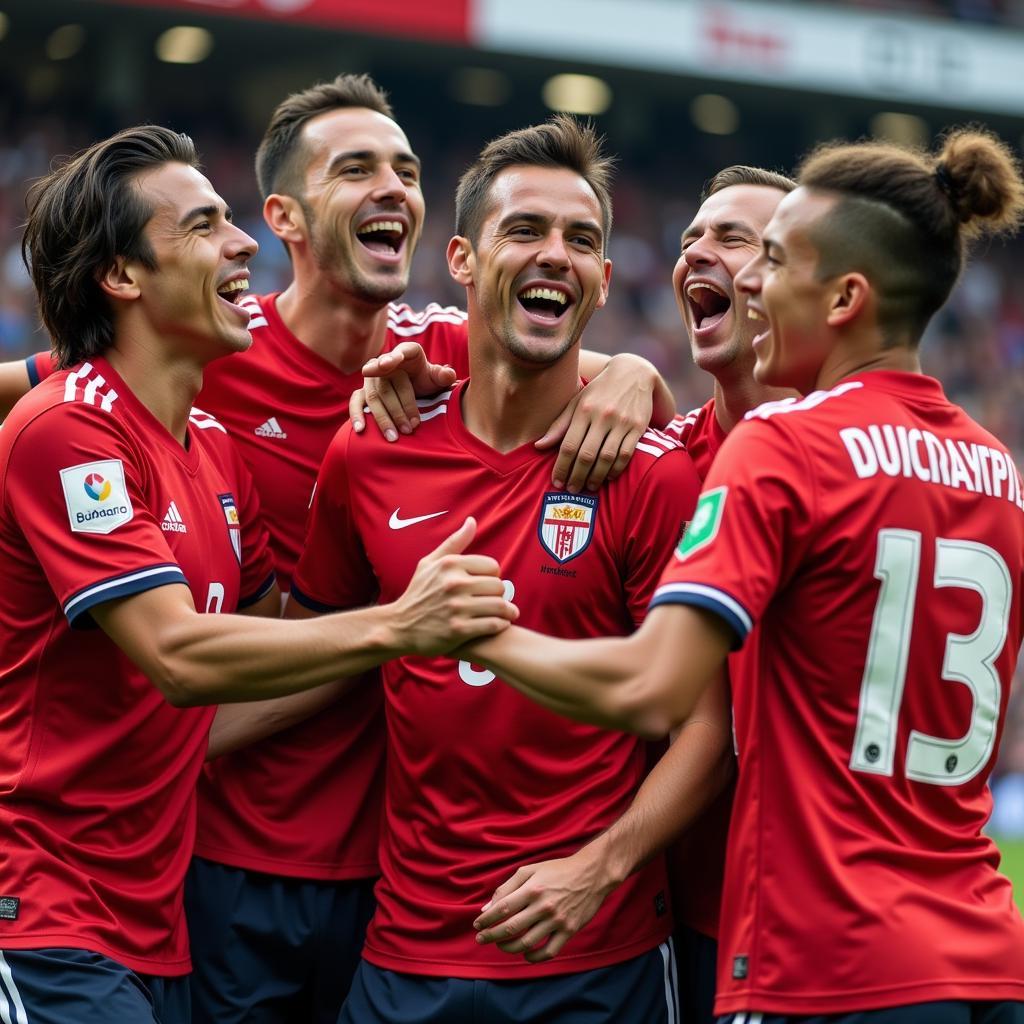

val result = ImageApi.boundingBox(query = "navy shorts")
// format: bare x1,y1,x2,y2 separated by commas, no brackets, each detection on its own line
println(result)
339,940,679,1024
674,924,717,1024
185,857,376,1024
0,948,189,1024
718,1003,1024,1024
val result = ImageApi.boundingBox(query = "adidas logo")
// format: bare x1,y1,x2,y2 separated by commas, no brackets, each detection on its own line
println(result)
161,501,187,534
255,416,287,439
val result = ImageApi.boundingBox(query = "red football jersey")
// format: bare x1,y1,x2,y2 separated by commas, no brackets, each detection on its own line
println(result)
292,380,701,978
653,371,1024,1014
193,294,471,880
0,358,274,976
665,398,732,940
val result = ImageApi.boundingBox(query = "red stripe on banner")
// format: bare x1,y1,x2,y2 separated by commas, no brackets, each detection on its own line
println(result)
103,0,471,44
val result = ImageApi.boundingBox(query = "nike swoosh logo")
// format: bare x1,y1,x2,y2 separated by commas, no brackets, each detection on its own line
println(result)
389,508,448,530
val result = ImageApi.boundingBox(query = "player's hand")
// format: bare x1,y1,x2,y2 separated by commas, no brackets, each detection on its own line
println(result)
349,342,458,442
535,353,656,493
472,844,616,963
391,517,517,655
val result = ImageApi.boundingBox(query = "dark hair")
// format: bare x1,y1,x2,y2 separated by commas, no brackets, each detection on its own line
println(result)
454,114,615,250
255,73,394,201
22,124,198,369
797,127,1024,343
702,164,796,202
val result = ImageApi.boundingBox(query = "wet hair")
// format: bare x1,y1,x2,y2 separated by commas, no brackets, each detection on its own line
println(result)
702,164,796,202
454,114,615,251
22,124,198,368
255,73,394,201
797,127,1024,343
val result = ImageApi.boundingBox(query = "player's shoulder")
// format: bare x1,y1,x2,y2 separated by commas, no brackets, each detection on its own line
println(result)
237,292,272,332
386,301,468,339
6,361,122,436
665,398,714,448
741,380,866,437
617,426,696,492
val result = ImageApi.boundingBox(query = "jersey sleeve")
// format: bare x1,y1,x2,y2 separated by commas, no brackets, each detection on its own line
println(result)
649,416,816,646
25,350,58,387
290,424,378,612
622,447,702,626
3,403,185,627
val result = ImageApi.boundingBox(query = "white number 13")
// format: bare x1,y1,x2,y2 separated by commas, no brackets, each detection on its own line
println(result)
850,530,1011,786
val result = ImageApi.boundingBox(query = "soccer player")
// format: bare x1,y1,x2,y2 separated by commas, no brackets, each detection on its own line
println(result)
290,115,726,1023
0,125,515,1024
471,164,796,1022
3,76,677,1024
466,128,1024,1021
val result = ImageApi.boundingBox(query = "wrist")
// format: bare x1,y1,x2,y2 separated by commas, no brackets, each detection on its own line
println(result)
584,830,631,892
608,352,656,391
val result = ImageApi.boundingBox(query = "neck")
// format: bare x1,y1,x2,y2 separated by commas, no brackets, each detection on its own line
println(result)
105,329,203,445
815,331,922,393
463,337,582,453
275,265,391,374
710,356,792,434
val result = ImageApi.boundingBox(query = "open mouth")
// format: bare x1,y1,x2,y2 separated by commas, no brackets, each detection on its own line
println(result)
747,306,770,345
356,218,407,257
216,278,249,305
686,281,731,333
517,285,571,322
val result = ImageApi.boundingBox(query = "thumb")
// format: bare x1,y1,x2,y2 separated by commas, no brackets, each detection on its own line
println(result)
430,516,476,557
427,363,458,388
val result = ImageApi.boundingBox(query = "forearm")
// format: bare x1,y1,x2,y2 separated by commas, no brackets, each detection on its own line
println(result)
207,676,364,759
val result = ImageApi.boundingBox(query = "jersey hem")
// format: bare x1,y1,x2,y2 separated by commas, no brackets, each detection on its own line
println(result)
237,571,277,609
289,582,340,614
363,927,670,980
649,585,750,647
715,980,1024,1015
192,848,379,881
0,935,191,977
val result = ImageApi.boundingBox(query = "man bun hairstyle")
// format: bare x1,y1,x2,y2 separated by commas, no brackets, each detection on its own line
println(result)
797,127,1024,343
454,114,616,252
22,124,198,369
255,73,394,201
702,164,796,201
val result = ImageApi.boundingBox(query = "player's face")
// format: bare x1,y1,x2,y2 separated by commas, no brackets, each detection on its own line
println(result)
131,162,257,361
463,165,611,366
298,107,423,304
735,188,840,394
672,184,785,376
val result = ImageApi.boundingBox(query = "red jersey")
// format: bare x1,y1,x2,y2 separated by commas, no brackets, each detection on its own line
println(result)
653,371,1024,1014
0,358,274,976
193,294,471,880
665,398,732,940
292,379,701,978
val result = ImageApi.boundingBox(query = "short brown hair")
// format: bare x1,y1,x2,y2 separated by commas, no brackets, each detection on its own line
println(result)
22,125,198,369
702,164,796,202
255,73,394,200
454,115,615,251
797,127,1024,343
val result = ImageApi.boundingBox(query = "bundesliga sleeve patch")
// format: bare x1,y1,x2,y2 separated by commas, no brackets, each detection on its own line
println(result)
675,486,726,560
60,459,134,535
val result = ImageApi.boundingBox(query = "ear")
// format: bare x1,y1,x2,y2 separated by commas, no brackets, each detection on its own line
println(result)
264,194,306,247
826,271,870,329
97,256,141,303
447,235,474,286
594,257,613,310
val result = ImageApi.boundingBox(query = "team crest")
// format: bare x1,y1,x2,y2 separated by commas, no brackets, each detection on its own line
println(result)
538,492,597,564
218,493,242,564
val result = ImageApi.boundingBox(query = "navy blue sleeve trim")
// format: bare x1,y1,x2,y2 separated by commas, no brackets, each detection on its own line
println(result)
648,589,748,650
25,354,43,388
289,581,342,614
237,571,277,610
65,564,187,630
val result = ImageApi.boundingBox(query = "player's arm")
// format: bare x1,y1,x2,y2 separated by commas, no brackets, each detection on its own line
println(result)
466,602,732,739
473,669,733,961
93,518,516,708
205,592,371,759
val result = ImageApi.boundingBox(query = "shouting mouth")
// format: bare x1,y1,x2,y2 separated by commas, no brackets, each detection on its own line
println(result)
686,280,732,337
355,217,408,262
516,283,573,324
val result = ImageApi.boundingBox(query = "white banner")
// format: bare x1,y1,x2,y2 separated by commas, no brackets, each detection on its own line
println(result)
474,0,1024,115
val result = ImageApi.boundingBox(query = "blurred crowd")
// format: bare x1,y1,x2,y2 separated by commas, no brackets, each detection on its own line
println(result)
3,108,1024,823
